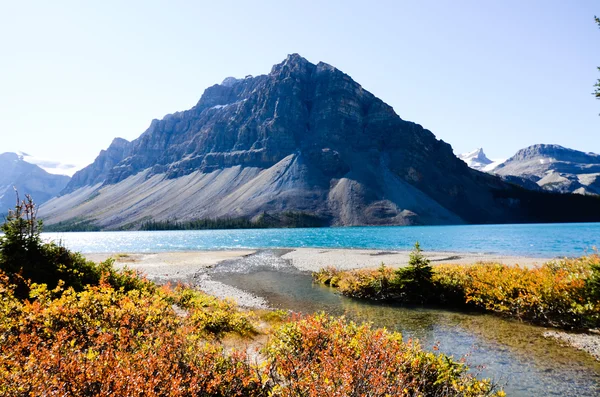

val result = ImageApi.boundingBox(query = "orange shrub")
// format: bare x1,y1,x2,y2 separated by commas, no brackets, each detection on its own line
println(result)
315,256,600,329
265,313,502,397
434,256,600,328
315,264,396,299
0,276,265,396
0,272,503,396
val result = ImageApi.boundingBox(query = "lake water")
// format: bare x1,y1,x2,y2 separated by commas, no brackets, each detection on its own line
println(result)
44,222,600,257
212,250,600,397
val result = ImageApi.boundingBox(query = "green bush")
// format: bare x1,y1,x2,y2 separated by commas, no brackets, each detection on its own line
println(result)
586,257,600,302
0,194,150,297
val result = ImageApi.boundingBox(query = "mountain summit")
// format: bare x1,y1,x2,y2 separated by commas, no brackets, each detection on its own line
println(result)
459,148,505,172
39,55,600,229
458,148,492,170
0,152,70,214
493,144,600,195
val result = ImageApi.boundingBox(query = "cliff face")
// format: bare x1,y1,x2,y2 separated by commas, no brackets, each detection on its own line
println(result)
40,55,600,229
62,138,131,193
494,144,600,195
0,152,70,214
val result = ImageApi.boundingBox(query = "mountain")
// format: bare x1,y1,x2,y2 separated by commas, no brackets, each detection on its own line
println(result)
493,144,600,195
458,148,505,172
16,151,81,177
39,54,600,229
0,152,71,215
61,138,131,194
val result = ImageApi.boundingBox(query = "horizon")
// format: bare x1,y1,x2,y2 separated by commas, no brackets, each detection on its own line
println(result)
2,1,599,171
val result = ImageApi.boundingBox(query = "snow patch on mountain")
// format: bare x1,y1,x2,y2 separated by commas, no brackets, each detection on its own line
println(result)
482,159,506,173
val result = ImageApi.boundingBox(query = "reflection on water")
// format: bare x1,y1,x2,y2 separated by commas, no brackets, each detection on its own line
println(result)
212,251,600,397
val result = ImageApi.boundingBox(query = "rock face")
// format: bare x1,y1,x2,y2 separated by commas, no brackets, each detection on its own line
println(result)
493,144,600,195
39,55,600,229
62,138,131,194
0,152,70,215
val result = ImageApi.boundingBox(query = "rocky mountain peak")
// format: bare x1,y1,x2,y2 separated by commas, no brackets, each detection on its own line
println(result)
509,144,600,164
269,53,316,78
40,55,600,228
494,144,600,195
61,137,132,194
0,152,20,162
469,148,491,162
221,77,242,87
458,148,493,171
110,137,130,148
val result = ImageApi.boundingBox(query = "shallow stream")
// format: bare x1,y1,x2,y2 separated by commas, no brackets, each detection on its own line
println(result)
211,250,600,397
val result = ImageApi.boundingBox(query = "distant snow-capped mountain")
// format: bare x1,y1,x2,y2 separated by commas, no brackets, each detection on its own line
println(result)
460,145,600,195
16,151,81,177
458,148,505,172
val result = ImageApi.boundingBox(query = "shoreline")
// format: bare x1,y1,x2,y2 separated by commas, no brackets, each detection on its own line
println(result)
84,247,553,273
83,248,600,361
84,248,554,302
83,247,552,309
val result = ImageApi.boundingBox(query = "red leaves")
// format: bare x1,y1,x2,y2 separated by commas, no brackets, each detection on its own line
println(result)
264,314,501,397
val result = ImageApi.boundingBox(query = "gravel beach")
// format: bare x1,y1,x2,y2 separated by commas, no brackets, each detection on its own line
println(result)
84,250,269,309
280,248,550,272
85,248,552,285
544,331,600,361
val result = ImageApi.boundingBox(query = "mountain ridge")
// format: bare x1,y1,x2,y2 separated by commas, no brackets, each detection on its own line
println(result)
39,55,600,229
494,144,600,195
0,152,71,214
459,144,600,195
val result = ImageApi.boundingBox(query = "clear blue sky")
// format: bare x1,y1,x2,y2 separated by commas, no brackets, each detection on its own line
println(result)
1,0,599,170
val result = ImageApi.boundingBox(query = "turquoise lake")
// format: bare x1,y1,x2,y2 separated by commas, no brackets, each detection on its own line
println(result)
44,222,599,256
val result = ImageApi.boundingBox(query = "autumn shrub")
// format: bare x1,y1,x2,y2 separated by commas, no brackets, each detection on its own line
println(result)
0,194,150,297
586,254,600,301
0,272,506,397
434,256,600,329
264,313,503,397
0,274,266,396
168,285,257,338
315,243,436,303
315,253,600,330
313,266,343,286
